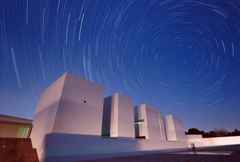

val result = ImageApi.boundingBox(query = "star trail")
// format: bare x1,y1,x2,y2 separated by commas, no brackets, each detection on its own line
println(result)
1,0,240,132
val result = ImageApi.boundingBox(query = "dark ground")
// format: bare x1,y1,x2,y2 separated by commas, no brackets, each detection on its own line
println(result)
82,145,240,162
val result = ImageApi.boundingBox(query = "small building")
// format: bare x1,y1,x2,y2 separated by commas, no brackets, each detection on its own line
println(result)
0,114,32,138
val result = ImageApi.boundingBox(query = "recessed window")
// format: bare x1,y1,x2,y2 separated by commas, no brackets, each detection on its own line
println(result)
135,136,146,139
135,119,144,124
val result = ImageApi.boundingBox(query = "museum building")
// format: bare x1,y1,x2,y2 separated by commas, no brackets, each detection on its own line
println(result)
30,72,187,161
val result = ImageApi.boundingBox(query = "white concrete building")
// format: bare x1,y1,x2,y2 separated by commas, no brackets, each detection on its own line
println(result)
1,72,239,161
30,72,189,161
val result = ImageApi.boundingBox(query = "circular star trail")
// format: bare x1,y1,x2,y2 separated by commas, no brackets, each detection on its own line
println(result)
1,0,240,131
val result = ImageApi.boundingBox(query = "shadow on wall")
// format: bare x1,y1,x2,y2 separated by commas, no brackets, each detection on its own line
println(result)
42,133,137,162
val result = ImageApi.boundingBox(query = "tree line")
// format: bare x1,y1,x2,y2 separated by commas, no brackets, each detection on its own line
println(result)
185,127,240,138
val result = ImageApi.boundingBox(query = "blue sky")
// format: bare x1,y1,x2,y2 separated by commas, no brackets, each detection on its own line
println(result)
1,0,240,132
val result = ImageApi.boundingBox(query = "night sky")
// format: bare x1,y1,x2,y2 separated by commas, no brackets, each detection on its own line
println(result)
1,0,240,132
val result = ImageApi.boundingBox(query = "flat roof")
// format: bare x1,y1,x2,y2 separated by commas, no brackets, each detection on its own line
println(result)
0,114,32,125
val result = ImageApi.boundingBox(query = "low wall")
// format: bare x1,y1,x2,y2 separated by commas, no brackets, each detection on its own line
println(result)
43,133,188,162
187,135,240,148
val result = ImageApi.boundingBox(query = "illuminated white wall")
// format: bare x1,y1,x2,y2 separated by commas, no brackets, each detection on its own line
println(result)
30,73,66,161
51,73,104,135
102,93,135,138
164,115,186,141
187,135,240,148
30,72,104,161
134,104,166,140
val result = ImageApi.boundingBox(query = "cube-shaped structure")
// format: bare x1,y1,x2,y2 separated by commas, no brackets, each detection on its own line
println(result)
102,93,135,138
29,72,189,161
164,115,186,141
30,72,104,161
134,104,166,140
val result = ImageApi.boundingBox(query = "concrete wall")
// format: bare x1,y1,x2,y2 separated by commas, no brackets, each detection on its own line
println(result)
118,93,135,138
30,72,104,161
134,104,166,140
135,139,187,151
146,105,166,140
30,73,67,161
52,73,104,135
164,115,186,141
44,134,188,162
102,93,135,138
186,135,240,148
